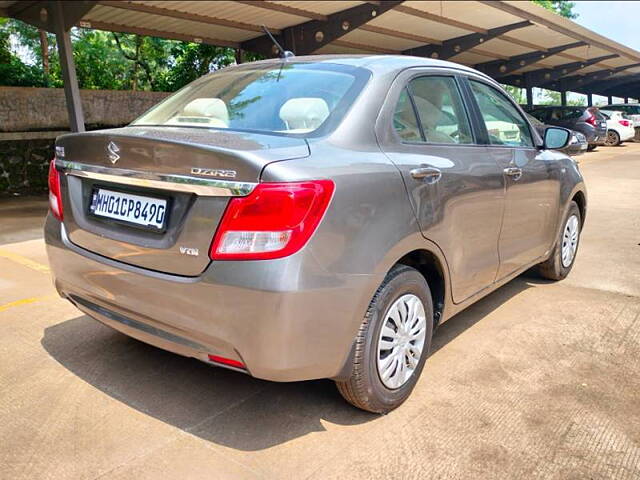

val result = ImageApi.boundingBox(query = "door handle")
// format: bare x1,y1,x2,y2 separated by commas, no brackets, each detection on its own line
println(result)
503,167,523,180
410,166,441,183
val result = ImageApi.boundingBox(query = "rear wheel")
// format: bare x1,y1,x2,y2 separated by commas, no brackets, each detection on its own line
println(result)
335,265,433,413
537,201,581,281
605,130,621,146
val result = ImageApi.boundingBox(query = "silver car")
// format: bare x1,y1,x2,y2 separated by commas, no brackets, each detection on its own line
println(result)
45,55,586,413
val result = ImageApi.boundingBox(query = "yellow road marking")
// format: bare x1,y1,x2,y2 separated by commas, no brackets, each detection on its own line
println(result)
0,295,57,312
0,249,50,273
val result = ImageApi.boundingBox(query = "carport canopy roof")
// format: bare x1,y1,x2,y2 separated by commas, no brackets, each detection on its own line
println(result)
2,0,640,131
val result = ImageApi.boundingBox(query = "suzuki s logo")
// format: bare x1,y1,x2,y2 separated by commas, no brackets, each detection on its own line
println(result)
107,141,120,164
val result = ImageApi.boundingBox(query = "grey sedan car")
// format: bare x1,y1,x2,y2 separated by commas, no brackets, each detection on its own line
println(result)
45,55,586,413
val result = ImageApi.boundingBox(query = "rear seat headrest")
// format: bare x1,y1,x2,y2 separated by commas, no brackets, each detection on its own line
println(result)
279,98,330,131
181,98,229,126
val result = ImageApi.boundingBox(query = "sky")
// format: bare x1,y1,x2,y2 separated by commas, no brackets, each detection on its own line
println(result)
572,1,640,51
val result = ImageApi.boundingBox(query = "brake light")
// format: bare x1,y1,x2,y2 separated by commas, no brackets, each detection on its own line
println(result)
585,113,597,126
619,119,631,127
48,159,63,221
210,180,335,260
208,354,246,369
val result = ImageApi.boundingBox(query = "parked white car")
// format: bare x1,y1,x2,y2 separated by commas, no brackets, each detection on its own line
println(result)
600,110,635,146
602,103,640,141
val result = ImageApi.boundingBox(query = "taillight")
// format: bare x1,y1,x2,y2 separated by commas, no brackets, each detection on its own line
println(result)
210,180,334,260
585,114,597,126
619,119,631,127
48,159,63,221
207,354,246,369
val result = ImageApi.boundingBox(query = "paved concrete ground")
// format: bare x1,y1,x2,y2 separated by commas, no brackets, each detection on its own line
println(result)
1,145,639,479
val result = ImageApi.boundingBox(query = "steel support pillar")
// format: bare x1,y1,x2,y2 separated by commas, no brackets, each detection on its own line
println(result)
235,48,245,64
560,91,567,106
587,93,593,106
51,1,85,132
526,86,533,108
608,95,613,104
625,97,629,103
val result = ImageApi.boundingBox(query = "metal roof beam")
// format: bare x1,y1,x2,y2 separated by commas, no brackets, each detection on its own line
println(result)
607,85,640,98
555,64,640,91
475,41,585,78
576,74,640,95
402,20,531,60
8,0,96,32
75,20,238,48
241,1,403,57
97,1,274,34
393,4,486,33
236,1,327,21
479,0,640,63
498,55,619,87
597,83,640,98
359,25,442,46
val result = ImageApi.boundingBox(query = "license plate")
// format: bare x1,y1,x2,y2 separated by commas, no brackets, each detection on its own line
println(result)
89,188,167,230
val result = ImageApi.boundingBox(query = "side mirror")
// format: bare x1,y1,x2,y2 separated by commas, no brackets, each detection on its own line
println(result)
543,126,571,150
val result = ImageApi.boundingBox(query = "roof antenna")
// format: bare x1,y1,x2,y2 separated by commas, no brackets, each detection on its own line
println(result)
261,25,294,59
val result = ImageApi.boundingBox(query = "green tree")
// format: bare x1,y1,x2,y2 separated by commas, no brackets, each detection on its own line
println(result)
0,19,249,92
532,0,578,19
0,18,46,87
502,85,526,105
155,43,237,92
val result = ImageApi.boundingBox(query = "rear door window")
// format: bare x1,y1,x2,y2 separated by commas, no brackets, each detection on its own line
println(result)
393,88,423,142
530,109,550,122
469,80,534,147
405,76,474,144
564,108,584,120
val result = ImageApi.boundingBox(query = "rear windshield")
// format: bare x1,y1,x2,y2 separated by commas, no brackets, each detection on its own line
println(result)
132,62,369,136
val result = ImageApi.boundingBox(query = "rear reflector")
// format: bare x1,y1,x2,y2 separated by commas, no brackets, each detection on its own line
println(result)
208,354,246,369
48,159,63,221
210,180,335,260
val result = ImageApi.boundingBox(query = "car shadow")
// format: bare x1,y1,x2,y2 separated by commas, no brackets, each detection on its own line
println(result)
41,272,545,451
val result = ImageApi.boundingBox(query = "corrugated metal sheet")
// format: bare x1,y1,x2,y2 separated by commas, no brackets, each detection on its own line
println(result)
270,1,362,16
136,1,305,29
2,0,640,94
85,5,260,43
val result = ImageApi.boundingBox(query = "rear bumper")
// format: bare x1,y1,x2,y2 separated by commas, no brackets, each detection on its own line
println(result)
45,215,382,382
581,126,606,146
619,127,635,142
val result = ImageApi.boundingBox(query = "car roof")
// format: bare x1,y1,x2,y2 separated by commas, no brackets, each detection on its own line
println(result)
233,54,494,81
531,106,589,110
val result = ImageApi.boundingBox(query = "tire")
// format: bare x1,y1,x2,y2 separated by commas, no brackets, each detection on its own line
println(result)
537,201,581,281
605,130,621,146
335,265,433,413
587,144,597,151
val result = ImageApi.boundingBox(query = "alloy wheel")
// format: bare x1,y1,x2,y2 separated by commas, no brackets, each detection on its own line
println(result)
605,130,620,146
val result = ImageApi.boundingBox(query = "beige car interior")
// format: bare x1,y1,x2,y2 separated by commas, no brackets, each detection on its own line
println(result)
166,96,330,133
167,98,230,127
278,97,330,133
394,86,459,144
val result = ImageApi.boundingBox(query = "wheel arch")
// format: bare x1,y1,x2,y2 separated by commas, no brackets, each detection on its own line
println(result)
395,249,447,327
571,189,587,226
